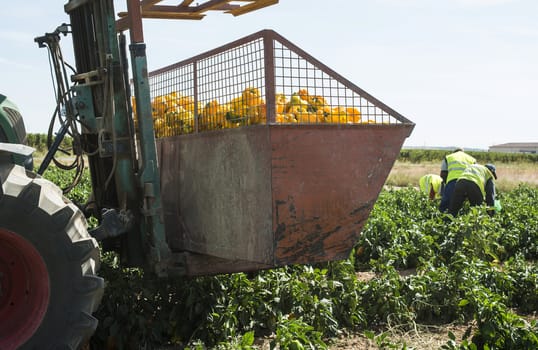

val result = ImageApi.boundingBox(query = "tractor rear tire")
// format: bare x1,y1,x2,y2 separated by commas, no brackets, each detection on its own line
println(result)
0,164,104,350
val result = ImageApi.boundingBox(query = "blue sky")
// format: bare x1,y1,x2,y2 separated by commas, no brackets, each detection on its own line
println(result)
1,0,537,149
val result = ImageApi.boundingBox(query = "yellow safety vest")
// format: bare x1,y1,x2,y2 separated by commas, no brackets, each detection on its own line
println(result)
445,151,476,183
419,174,443,198
458,164,495,196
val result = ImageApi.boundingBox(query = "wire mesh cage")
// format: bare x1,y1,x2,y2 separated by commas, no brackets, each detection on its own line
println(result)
143,30,412,138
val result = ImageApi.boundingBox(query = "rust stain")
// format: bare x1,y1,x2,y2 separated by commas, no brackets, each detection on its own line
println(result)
271,125,409,266
157,124,411,274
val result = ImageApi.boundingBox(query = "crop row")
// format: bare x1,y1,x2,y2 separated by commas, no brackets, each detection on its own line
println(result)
41,166,538,349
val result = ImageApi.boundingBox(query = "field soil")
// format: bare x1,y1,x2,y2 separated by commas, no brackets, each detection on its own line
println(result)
253,323,470,349
330,323,470,349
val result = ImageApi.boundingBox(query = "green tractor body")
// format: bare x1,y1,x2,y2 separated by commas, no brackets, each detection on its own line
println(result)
0,94,33,169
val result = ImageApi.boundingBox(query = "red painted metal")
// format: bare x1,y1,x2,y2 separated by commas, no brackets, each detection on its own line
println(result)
0,228,50,349
157,123,413,275
270,125,411,265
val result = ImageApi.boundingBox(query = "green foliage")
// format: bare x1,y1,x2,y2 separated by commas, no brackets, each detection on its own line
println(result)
399,149,538,164
41,164,92,205
503,255,538,313
461,284,538,349
26,133,73,154
498,185,538,259
359,264,415,326
270,315,327,350
40,163,538,349
26,133,49,153
91,261,363,348
355,184,538,349
355,188,439,269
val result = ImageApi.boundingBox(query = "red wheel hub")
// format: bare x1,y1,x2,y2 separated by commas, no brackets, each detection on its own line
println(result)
0,228,50,349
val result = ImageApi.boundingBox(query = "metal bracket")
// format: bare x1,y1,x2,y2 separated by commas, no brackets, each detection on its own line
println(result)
89,208,134,241
99,138,133,157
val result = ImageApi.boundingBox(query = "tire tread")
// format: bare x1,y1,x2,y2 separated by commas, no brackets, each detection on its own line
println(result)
0,164,103,350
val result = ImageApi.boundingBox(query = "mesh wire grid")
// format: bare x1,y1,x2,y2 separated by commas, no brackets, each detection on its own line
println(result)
273,40,396,125
143,30,408,138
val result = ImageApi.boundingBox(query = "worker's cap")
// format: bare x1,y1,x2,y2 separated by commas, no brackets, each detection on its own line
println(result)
485,164,497,179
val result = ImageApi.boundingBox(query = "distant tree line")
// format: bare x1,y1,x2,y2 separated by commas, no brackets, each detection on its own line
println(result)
25,133,538,164
26,133,73,153
399,148,538,164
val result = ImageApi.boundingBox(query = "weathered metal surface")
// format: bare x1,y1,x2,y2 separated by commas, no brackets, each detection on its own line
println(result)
270,124,413,265
157,123,413,275
173,252,272,276
158,126,274,266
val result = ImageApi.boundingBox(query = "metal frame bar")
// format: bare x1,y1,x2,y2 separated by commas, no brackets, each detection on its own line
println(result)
116,0,278,31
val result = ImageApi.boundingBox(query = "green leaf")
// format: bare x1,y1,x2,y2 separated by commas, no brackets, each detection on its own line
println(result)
241,331,255,346
458,299,469,307
363,330,375,340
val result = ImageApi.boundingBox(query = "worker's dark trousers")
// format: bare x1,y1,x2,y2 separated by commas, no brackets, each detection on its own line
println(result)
440,180,457,212
448,179,483,216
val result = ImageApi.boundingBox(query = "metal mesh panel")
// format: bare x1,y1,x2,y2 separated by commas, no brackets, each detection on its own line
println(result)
147,63,195,137
197,38,265,130
273,41,396,125
144,30,410,138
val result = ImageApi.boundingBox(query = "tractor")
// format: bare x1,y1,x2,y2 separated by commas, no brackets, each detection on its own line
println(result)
0,0,414,348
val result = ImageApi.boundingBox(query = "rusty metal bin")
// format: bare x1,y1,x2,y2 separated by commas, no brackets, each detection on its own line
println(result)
147,30,414,276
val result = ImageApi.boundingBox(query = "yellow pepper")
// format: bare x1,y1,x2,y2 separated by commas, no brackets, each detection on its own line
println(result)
275,93,288,114
241,87,263,107
346,107,362,123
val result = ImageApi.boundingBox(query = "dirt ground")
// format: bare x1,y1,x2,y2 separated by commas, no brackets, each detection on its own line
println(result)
388,161,538,192
252,323,470,350
328,323,471,349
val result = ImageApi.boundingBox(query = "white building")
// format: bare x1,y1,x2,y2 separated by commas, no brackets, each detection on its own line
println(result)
489,142,538,154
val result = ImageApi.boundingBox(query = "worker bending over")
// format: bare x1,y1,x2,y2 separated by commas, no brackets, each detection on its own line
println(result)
439,148,476,212
419,174,443,200
448,163,497,217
